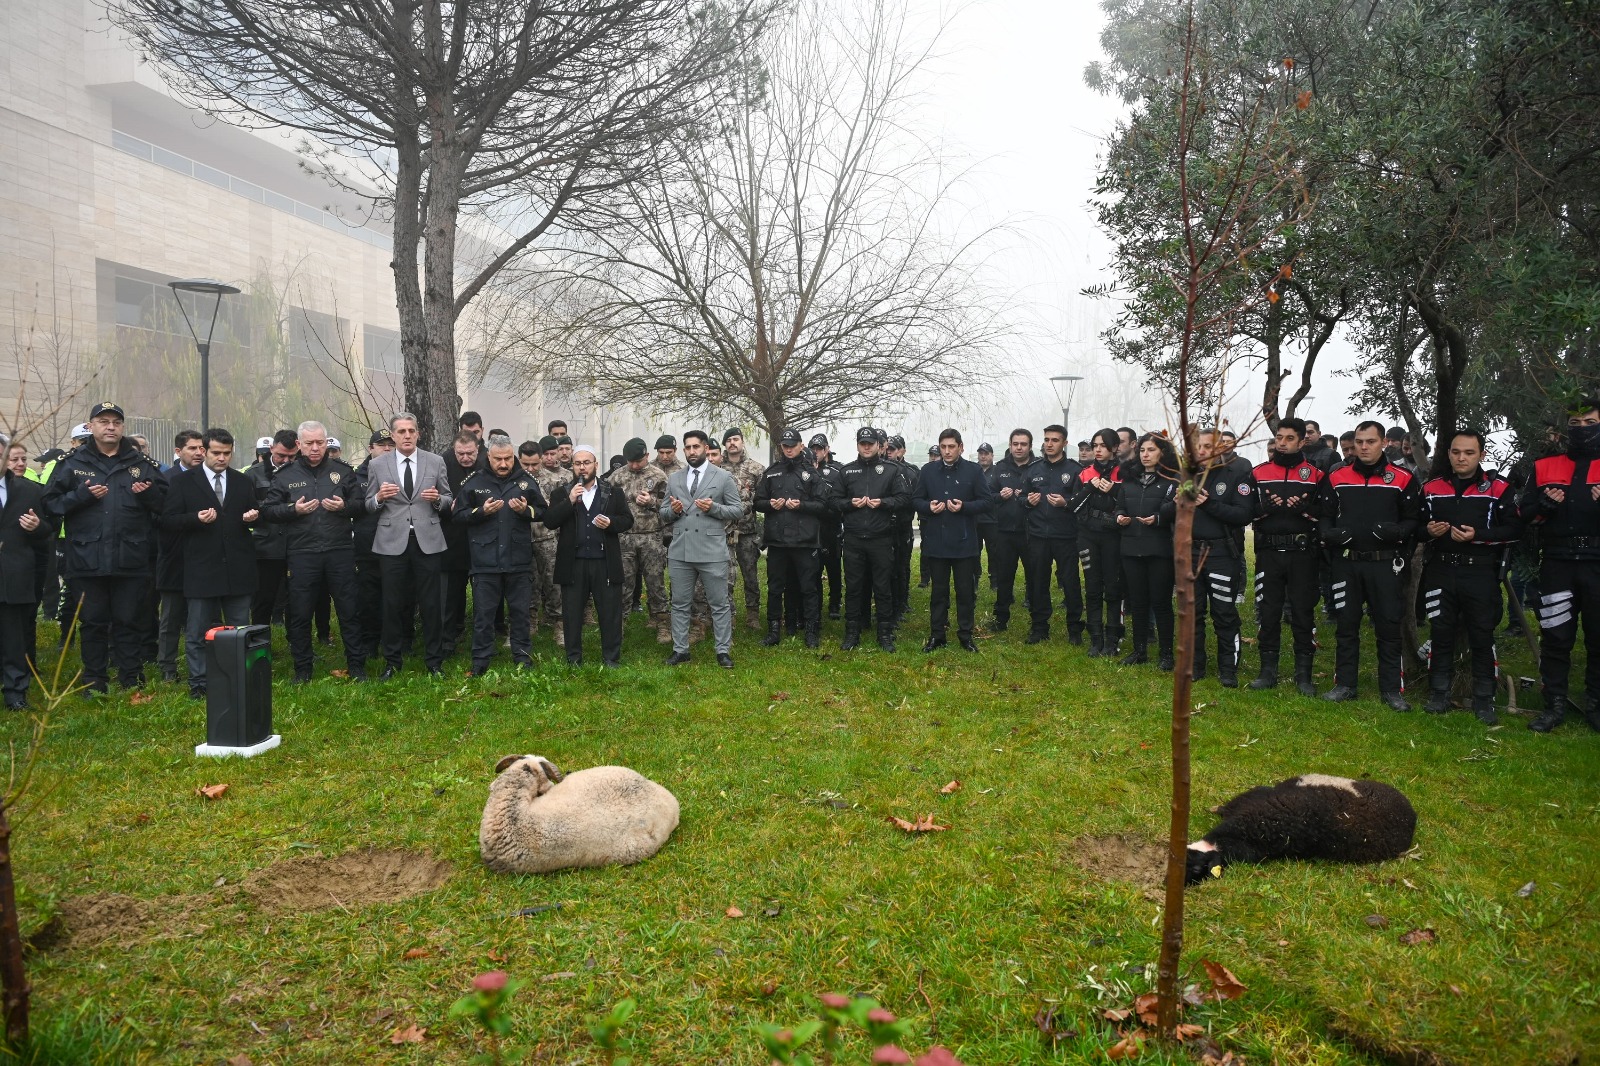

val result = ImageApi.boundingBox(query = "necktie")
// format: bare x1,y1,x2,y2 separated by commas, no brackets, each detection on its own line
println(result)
689,467,700,498
403,456,414,498
213,472,225,505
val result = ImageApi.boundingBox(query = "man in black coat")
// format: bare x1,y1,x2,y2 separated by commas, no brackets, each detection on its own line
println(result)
43,401,167,694
757,429,831,648
913,428,993,651
453,434,545,674
156,430,205,683
0,466,52,709
160,429,260,698
440,432,481,656
246,430,298,625
543,444,634,666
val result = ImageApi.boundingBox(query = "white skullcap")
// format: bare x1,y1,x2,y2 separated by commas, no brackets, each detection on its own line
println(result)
573,443,599,458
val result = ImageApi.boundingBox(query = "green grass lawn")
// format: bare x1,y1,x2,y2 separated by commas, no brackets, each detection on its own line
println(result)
3,566,1597,1065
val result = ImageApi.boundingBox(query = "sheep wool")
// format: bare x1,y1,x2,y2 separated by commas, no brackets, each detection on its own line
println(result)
1186,774,1416,885
479,755,680,875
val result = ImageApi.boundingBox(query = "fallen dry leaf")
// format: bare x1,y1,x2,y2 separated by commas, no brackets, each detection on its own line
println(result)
760,979,781,997
196,783,229,800
1516,881,1536,898
368,1007,395,1025
887,813,950,833
129,691,155,705
1399,927,1437,946
1107,1033,1144,1060
402,947,430,960
389,1023,426,1044
1199,1052,1237,1066
1201,960,1247,1001
724,905,744,919
330,668,349,678
940,780,962,794
1175,1023,1206,1041
1133,992,1160,1025
487,950,505,963
1448,984,1464,996
1364,914,1389,929
226,1055,253,1066
1102,1007,1132,1023
771,691,791,701
1034,1005,1077,1046
541,971,577,981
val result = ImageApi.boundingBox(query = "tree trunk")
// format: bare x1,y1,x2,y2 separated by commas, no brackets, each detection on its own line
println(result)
391,133,427,440
1258,286,1285,429
0,806,30,1048
1156,488,1197,1032
416,83,465,452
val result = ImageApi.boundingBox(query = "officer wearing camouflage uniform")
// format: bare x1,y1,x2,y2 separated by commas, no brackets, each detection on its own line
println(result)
610,437,672,642
530,436,572,645
720,429,765,629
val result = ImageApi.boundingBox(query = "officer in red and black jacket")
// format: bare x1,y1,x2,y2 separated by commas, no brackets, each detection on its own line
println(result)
1022,424,1084,645
1190,429,1255,687
1249,418,1324,696
1517,397,1600,733
1317,420,1423,711
1418,429,1520,724
1072,428,1123,656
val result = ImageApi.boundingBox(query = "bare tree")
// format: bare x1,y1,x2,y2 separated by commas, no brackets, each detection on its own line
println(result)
111,0,760,447
507,0,1013,450
5,258,106,450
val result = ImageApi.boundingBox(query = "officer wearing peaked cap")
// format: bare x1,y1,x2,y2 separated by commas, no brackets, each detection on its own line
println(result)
810,433,846,622
835,427,909,651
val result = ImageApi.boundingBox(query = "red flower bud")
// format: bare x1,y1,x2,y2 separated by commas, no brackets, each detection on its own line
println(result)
819,993,851,1010
473,970,509,992
872,1047,913,1064
867,1008,898,1024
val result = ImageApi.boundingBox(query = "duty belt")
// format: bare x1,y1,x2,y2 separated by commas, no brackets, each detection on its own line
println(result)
1430,551,1498,567
1346,549,1401,562
1192,537,1237,555
1258,532,1313,551
1545,535,1599,549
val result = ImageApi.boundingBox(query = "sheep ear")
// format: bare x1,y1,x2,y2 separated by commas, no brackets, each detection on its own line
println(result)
493,755,521,775
538,759,563,783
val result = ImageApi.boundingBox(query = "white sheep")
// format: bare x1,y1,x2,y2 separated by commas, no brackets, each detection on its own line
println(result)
478,755,680,875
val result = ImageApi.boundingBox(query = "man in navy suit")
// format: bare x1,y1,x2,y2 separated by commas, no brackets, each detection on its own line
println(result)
161,429,260,698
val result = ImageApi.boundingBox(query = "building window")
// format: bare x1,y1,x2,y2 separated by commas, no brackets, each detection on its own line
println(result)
363,325,402,375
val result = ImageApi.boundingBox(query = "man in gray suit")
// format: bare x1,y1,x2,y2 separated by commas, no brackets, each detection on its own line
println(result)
660,429,742,668
365,412,453,677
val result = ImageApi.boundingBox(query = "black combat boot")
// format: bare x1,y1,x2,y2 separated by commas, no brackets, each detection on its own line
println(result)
1585,693,1600,733
804,625,821,649
1248,655,1278,690
761,622,782,647
840,627,861,651
1471,678,1497,725
1292,654,1317,697
1120,644,1148,666
1157,644,1175,671
1529,690,1567,733
1085,625,1105,658
1422,681,1452,715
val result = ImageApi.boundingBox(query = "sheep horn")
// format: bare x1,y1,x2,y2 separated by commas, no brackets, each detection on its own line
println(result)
538,759,563,783
493,755,521,775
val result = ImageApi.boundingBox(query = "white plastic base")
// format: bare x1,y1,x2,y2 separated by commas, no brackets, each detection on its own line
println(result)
195,734,282,758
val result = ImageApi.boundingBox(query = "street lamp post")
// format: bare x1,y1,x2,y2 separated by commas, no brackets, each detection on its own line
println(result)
168,279,240,431
1049,375,1084,438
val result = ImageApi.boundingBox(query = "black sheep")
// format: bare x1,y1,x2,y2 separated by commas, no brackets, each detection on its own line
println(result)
1186,774,1416,886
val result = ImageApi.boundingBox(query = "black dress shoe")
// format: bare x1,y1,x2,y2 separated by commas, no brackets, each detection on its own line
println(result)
665,651,692,666
428,667,444,677
292,671,312,685
1025,630,1047,645
1322,684,1358,702
958,635,978,652
4,698,27,711
160,668,179,685
188,687,206,700
379,666,399,681
348,669,367,683
602,660,621,669
717,652,734,669
922,635,947,652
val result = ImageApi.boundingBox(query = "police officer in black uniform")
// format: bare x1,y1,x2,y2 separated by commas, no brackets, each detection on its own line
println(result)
1023,423,1083,644
1074,428,1123,655
809,434,846,621
246,429,298,625
835,427,910,651
1419,428,1521,723
263,420,368,683
1189,429,1255,687
757,429,831,648
453,434,546,674
986,430,1035,632
1249,417,1325,695
885,435,918,626
975,442,997,581
44,401,167,695
1318,420,1423,711
351,428,393,670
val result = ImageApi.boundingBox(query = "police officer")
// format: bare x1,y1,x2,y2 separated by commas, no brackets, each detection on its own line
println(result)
351,429,393,670
756,429,830,647
1318,420,1422,710
246,429,297,625
1074,428,1123,655
263,420,367,683
453,434,544,674
1023,423,1084,644
609,437,672,642
884,435,918,626
975,442,997,581
810,433,846,621
1519,397,1600,732
986,430,1034,632
0,452,51,709
43,401,166,695
835,428,909,651
1419,429,1520,723
530,436,572,645
1190,429,1255,687
1249,417,1325,694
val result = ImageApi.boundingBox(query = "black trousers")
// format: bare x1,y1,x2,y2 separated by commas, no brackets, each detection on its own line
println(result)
1254,549,1318,667
472,570,532,671
563,557,623,664
989,530,1028,621
1536,556,1600,705
1332,554,1405,693
1194,549,1243,673
442,566,470,652
1122,552,1174,654
1025,536,1082,635
890,524,913,619
1422,560,1501,692
927,555,979,638
0,602,37,704
843,536,894,636
1080,525,1123,637
252,558,286,626
77,574,146,686
815,527,842,614
380,535,445,670
769,545,821,630
353,551,384,663
977,525,993,578
41,545,62,620
286,549,363,674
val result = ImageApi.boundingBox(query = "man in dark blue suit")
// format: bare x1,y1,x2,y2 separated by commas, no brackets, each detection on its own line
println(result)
914,428,993,652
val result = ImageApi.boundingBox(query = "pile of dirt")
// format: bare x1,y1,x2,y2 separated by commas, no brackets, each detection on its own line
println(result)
1069,833,1169,896
47,892,183,949
243,848,453,913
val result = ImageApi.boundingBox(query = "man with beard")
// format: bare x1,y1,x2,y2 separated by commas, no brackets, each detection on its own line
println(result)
985,430,1035,632
1023,424,1084,644
454,434,543,673
609,437,671,642
440,432,481,656
1249,418,1324,695
914,429,992,652
1189,429,1255,688
351,429,394,671
246,429,297,625
756,430,830,647
720,429,765,629
835,428,908,651
531,436,572,646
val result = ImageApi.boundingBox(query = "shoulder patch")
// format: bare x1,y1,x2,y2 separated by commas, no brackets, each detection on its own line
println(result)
1294,773,1359,795
1238,481,1251,495
1298,467,1311,481
1383,470,1395,484
874,464,883,474
1214,481,1227,495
